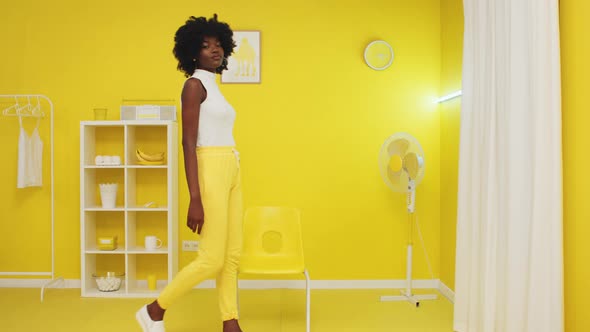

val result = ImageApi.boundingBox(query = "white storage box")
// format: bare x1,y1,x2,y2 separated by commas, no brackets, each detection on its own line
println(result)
120,105,177,121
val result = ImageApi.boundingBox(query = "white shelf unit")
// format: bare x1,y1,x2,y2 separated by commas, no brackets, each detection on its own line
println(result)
80,120,178,297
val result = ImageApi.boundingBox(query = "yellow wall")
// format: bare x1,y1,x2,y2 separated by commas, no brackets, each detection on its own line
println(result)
0,0,442,280
439,0,463,290
561,1,590,331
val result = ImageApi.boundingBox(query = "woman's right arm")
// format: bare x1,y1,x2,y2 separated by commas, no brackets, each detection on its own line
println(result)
181,78,206,234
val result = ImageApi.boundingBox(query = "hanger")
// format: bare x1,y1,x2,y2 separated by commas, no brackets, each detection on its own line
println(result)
16,96,33,116
16,104,32,116
30,96,44,118
2,97,20,116
2,96,44,118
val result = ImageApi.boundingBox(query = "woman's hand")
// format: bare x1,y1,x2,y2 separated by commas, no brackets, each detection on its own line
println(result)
187,197,204,233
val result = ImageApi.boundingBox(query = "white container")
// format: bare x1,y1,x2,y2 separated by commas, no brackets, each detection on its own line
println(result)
99,183,118,209
120,105,177,121
92,272,124,292
94,155,121,166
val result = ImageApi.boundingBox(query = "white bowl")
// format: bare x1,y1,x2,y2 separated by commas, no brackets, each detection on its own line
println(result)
92,272,124,292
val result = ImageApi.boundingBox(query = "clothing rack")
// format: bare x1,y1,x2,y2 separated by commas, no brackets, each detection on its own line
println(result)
0,94,62,301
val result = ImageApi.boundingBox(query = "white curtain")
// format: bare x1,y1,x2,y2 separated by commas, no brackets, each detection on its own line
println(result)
454,1,563,332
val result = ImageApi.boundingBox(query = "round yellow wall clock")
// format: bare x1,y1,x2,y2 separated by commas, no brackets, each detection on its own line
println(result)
364,40,394,70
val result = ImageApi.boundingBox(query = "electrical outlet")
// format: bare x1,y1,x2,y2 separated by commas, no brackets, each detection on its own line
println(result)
182,240,199,252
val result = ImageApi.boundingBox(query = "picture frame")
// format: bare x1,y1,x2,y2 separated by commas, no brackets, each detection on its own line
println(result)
221,30,261,84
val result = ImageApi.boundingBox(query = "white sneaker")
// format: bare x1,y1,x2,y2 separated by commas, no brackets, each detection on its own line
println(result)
136,304,165,332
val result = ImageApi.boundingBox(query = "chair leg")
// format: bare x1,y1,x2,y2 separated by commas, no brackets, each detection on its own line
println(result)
304,269,310,332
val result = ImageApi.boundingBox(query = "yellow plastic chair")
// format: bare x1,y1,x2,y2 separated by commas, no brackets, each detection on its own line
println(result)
238,206,310,332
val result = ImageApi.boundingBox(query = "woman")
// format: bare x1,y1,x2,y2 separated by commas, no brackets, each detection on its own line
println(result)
136,14,244,332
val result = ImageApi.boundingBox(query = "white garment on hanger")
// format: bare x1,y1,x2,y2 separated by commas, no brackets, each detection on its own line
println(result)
17,117,43,188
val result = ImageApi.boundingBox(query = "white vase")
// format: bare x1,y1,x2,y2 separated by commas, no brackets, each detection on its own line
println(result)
99,183,118,209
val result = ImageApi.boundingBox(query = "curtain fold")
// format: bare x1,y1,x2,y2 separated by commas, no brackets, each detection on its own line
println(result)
454,1,563,331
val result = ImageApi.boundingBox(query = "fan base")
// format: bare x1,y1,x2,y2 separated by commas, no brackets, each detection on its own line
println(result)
380,290,437,307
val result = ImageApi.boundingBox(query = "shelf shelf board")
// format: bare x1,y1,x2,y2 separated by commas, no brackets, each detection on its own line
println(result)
81,120,176,126
83,287,126,297
83,165,125,169
127,164,168,169
127,284,166,296
127,247,169,254
85,247,125,254
85,206,125,212
80,121,125,126
83,165,168,169
127,206,168,212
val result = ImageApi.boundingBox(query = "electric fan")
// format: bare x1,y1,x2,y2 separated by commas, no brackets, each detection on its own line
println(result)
378,132,437,306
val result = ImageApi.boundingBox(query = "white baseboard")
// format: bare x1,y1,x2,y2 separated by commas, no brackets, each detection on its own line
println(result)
236,279,440,290
0,278,445,291
304,279,441,290
0,278,80,288
438,280,455,303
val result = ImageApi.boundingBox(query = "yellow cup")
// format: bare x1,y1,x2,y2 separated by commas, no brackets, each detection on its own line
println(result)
147,274,157,290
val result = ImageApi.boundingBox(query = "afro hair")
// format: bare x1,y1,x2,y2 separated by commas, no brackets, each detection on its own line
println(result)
173,14,236,77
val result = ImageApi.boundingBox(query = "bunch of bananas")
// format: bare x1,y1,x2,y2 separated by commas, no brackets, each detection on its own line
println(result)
136,148,165,164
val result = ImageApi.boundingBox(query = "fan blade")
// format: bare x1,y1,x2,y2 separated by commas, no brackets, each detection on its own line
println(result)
388,138,409,157
387,167,402,185
403,153,421,179
388,155,403,172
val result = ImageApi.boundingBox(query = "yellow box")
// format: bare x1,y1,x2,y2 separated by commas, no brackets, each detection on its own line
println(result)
97,236,118,251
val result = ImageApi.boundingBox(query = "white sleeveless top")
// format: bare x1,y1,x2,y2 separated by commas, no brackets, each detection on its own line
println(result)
191,69,236,147
17,117,43,188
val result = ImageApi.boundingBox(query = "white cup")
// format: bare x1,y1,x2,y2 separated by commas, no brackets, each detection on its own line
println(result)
103,156,113,165
145,235,162,250
112,155,121,165
99,183,118,209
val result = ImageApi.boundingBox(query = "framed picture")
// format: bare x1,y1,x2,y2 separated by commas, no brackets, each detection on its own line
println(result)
222,31,261,84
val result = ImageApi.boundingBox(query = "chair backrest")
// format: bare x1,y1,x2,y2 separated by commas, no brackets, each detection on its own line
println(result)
242,206,305,270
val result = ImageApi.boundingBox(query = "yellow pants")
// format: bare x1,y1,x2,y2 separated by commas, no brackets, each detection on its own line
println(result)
158,146,243,321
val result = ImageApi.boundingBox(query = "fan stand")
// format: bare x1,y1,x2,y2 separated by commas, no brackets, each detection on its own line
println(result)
380,180,437,307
